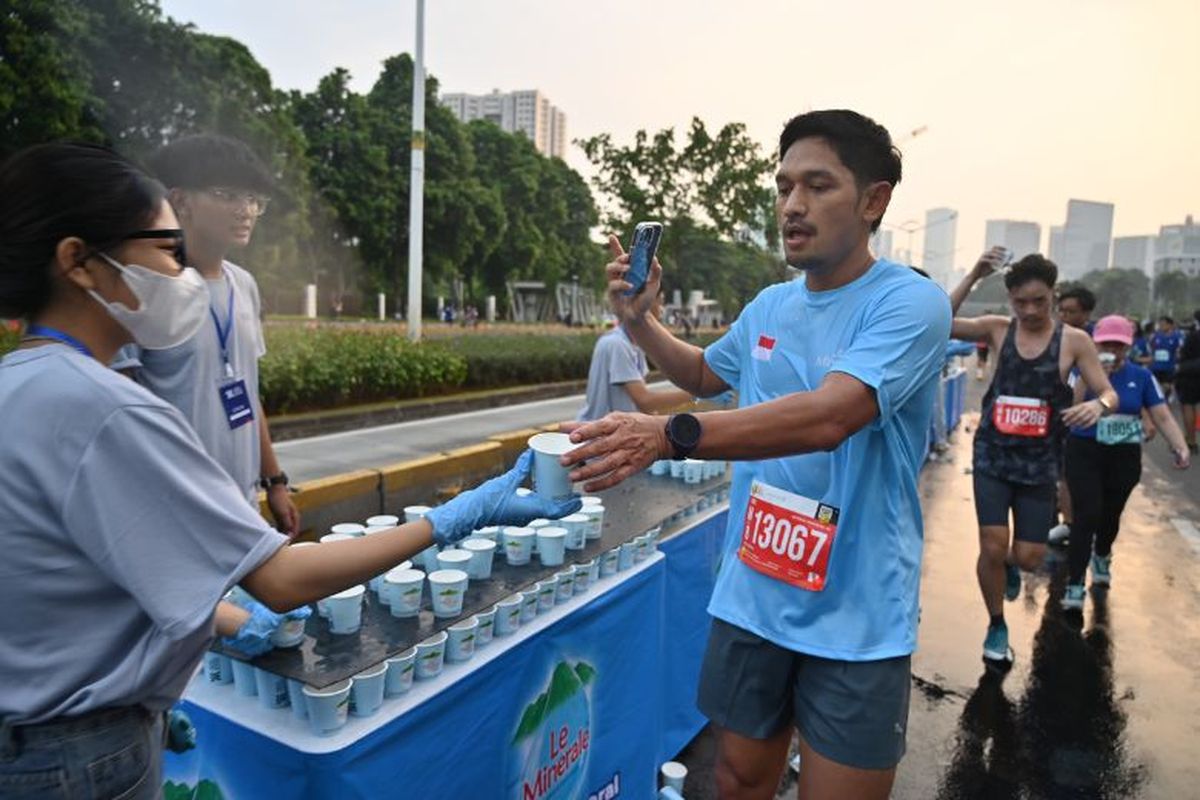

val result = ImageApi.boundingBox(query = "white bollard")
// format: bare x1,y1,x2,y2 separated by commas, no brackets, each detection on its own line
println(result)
304,284,317,319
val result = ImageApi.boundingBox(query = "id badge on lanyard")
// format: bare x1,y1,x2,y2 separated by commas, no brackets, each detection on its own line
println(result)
992,395,1050,438
211,274,255,430
739,479,839,592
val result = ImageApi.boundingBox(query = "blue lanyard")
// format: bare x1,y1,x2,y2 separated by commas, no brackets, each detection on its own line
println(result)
24,324,94,358
208,270,236,378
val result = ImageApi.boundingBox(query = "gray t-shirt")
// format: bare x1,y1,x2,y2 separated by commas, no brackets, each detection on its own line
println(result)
0,346,286,724
127,261,268,502
577,326,648,421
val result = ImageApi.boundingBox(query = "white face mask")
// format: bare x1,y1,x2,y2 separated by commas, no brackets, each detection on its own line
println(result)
1099,352,1118,368
89,253,208,349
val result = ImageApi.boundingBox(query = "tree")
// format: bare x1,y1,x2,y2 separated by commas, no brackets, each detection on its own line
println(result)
1071,268,1150,318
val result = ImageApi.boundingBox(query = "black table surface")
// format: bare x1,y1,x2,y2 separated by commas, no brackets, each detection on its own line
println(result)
221,470,728,688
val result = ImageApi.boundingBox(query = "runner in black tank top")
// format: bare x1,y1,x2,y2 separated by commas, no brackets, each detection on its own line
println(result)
948,252,1117,668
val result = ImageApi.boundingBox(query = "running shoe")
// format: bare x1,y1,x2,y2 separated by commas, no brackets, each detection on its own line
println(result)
1062,583,1086,610
1091,554,1111,586
982,622,1013,663
1047,523,1071,546
1005,563,1021,601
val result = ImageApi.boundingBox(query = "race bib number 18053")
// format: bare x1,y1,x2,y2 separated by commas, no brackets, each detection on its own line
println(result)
739,480,839,592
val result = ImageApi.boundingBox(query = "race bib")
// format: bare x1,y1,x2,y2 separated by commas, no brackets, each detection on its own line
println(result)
1097,414,1143,445
1154,349,1170,363
739,480,838,591
217,378,255,430
993,395,1050,438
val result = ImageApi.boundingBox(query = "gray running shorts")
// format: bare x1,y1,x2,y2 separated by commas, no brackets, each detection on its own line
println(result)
696,618,911,770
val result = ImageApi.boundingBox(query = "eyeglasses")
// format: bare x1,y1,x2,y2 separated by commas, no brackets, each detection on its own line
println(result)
204,187,271,217
124,228,188,266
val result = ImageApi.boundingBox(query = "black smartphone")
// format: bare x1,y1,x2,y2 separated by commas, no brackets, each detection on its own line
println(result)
623,222,663,297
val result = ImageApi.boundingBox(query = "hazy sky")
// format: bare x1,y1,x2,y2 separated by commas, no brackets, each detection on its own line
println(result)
162,0,1199,268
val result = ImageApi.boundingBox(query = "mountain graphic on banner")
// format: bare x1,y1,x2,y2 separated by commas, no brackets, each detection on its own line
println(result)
510,660,596,800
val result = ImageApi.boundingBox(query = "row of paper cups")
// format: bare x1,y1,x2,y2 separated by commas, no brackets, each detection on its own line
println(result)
650,458,727,484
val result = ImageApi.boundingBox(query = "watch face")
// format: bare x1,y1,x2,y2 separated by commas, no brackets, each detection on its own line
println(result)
672,414,702,448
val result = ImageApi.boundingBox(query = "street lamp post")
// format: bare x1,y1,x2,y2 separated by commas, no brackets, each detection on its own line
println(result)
406,0,426,342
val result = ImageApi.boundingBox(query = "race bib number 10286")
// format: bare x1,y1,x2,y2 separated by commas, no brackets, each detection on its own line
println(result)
739,480,839,592
992,395,1050,438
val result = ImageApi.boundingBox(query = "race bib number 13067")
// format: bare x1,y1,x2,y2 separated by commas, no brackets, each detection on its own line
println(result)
739,480,839,592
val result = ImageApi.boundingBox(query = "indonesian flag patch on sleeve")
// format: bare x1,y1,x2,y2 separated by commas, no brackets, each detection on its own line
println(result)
752,334,776,362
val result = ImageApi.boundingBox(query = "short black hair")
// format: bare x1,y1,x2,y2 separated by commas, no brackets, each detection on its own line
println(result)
0,143,165,319
778,110,901,233
1159,315,1175,325
146,134,274,194
1058,285,1096,312
1004,254,1057,291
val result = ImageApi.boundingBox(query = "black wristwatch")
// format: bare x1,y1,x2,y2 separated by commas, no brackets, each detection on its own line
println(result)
665,413,702,460
260,471,289,490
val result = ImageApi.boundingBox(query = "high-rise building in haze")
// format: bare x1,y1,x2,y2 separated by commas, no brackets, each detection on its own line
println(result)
1112,235,1155,276
1059,200,1114,280
984,220,1041,261
1153,215,1200,278
870,229,893,261
1049,226,1066,264
440,89,567,159
922,208,957,287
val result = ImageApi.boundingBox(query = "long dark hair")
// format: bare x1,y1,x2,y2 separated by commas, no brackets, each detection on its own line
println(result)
0,142,165,319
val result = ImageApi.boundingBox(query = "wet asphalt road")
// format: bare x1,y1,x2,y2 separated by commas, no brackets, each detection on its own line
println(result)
677,376,1200,799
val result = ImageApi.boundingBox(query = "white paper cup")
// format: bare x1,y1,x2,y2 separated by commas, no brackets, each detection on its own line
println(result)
384,567,423,616
670,459,685,478
254,667,290,710
404,505,432,523
418,545,441,573
327,585,366,634
580,496,603,507
428,569,469,617
574,562,593,594
527,432,575,499
331,523,366,537
520,589,539,622
580,505,605,540
496,597,523,636
385,648,417,697
555,569,575,602
587,557,600,584
515,487,533,497
437,548,473,574
303,679,352,736
270,615,307,648
600,547,620,577
462,538,497,579
204,652,234,684
366,514,400,528
349,662,388,717
447,616,479,663
537,579,557,613
503,526,535,565
703,460,719,481
287,679,307,719
415,631,447,680
650,460,670,476
320,532,356,545
683,459,704,484
537,527,568,566
661,761,688,792
560,514,589,550
231,658,258,697
528,518,552,530
470,525,501,543
618,542,637,571
476,606,496,647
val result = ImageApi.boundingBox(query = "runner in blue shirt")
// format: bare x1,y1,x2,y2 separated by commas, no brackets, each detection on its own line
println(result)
561,110,950,800
1149,315,1185,400
1062,315,1190,610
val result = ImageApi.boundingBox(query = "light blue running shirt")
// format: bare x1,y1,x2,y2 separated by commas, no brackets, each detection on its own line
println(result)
703,260,951,660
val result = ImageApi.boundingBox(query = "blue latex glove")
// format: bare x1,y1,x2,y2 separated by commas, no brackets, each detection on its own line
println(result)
221,601,311,658
426,450,583,547
165,708,197,753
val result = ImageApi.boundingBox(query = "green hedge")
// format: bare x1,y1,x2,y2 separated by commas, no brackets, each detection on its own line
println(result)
0,326,18,358
259,327,467,414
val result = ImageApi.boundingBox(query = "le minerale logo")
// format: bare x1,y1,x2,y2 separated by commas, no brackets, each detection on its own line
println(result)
510,660,596,800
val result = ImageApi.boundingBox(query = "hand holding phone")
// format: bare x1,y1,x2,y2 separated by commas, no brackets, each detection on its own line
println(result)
623,222,663,297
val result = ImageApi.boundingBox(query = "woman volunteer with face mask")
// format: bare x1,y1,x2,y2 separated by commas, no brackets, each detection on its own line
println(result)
0,143,579,799
1061,315,1190,611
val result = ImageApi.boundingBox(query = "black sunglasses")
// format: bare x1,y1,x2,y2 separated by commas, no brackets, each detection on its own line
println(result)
123,228,188,266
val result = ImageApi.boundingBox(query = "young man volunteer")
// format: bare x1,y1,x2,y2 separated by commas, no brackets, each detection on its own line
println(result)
121,135,299,537
563,110,950,800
